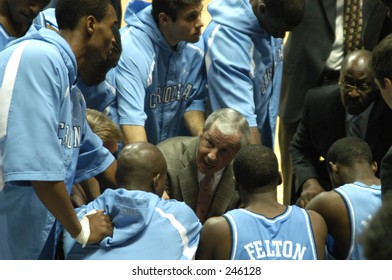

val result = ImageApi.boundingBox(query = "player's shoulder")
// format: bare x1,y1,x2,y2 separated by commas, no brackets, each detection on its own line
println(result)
20,38,63,67
202,215,230,237
184,39,205,57
157,136,194,154
156,198,201,226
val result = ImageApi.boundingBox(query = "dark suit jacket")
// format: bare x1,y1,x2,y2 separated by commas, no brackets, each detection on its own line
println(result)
157,136,239,219
279,0,392,124
290,84,392,192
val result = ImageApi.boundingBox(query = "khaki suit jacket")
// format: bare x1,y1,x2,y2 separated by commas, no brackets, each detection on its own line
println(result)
157,136,239,220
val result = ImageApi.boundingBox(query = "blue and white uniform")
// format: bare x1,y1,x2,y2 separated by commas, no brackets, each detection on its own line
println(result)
115,0,207,144
76,75,119,123
63,189,202,259
224,207,318,260
0,27,114,259
203,0,283,149
0,24,15,50
327,182,382,260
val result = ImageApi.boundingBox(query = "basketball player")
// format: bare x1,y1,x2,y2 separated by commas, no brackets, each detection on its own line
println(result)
196,144,327,260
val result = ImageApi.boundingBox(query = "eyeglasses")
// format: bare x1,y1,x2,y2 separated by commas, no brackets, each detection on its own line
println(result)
338,82,373,94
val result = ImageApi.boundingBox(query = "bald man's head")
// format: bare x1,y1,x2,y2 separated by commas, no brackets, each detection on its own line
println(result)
116,142,167,196
339,49,378,115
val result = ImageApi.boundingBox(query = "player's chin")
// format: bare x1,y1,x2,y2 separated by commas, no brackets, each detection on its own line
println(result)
187,34,201,43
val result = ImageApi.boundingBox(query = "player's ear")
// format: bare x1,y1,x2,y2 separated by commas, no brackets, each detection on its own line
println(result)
159,12,171,26
384,77,392,99
257,1,267,16
328,161,338,175
86,15,96,35
372,161,378,175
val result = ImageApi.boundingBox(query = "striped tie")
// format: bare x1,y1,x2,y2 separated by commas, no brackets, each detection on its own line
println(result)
196,175,214,224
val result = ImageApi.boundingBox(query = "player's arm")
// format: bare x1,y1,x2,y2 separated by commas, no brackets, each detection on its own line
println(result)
184,110,205,136
306,209,327,260
195,216,231,260
306,191,350,258
79,177,101,203
95,160,117,191
249,127,262,144
206,28,259,143
115,34,150,145
121,125,148,145
32,180,113,243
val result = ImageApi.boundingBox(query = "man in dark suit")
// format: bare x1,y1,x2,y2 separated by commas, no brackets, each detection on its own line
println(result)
157,108,250,223
371,33,392,197
278,0,392,205
290,49,392,207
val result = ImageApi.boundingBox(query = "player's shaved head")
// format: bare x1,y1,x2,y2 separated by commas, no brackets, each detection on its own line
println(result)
116,142,167,195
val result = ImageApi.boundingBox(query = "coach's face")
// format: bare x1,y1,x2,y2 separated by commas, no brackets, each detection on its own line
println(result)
9,0,50,24
339,56,377,115
197,126,241,176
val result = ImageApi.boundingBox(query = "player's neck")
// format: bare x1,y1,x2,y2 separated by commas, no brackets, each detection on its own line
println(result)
0,3,30,38
245,192,287,218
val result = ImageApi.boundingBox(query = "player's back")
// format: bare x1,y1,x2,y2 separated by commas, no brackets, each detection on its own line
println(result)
63,189,202,260
224,206,318,260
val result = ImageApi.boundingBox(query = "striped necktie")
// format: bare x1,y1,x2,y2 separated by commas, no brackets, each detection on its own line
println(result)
196,175,214,224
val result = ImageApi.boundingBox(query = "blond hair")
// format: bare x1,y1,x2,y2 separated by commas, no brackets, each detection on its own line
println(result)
86,109,123,143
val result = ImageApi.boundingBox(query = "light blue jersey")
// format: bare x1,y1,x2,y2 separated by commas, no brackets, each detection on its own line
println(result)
203,0,283,149
224,207,318,260
0,153,2,192
63,189,202,259
0,24,15,50
0,27,114,259
115,1,207,144
327,182,382,260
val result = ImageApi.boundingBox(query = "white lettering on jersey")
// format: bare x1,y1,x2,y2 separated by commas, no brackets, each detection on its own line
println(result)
361,214,373,228
149,83,193,108
243,240,307,260
58,122,81,148
261,67,273,95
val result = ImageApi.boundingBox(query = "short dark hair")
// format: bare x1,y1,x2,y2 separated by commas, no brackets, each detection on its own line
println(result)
371,34,392,88
151,0,202,24
327,137,373,168
265,0,305,27
56,0,113,30
233,144,279,193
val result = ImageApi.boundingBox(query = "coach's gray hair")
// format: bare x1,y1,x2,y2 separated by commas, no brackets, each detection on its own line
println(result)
203,108,250,147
